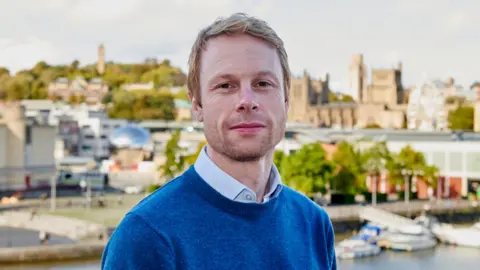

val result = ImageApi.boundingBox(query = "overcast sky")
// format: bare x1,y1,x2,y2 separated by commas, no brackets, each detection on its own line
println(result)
0,0,478,94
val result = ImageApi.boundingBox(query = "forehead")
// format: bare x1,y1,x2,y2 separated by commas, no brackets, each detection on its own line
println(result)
199,34,282,81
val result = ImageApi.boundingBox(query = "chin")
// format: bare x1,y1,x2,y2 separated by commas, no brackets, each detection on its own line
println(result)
223,142,273,162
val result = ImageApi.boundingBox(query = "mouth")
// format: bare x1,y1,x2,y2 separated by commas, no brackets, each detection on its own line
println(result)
230,122,266,131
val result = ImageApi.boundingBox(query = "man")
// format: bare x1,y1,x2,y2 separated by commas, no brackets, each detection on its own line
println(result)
102,13,336,269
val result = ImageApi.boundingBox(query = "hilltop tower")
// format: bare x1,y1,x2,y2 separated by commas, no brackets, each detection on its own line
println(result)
474,84,480,132
97,44,105,75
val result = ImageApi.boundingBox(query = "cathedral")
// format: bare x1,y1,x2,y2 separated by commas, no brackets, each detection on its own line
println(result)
288,54,407,129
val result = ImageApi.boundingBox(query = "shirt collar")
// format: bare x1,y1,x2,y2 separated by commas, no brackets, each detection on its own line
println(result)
193,146,283,203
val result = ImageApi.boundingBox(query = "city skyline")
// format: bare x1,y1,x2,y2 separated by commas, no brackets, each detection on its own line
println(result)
0,0,479,94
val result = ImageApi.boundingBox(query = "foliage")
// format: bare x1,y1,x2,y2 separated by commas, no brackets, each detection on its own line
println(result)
329,92,355,102
330,141,367,194
273,150,286,173
159,129,185,181
364,123,382,129
445,96,466,105
280,143,335,196
448,105,474,130
107,90,177,120
362,140,392,176
0,59,186,103
174,88,190,101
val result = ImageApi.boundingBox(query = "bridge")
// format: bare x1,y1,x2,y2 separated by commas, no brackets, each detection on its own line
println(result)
0,211,107,241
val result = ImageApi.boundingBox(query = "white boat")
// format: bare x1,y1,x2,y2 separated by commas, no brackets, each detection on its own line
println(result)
377,225,437,252
430,221,480,248
335,224,383,259
335,239,381,259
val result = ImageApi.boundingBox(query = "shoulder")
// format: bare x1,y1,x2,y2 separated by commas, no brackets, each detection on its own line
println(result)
101,213,175,269
129,172,193,221
281,186,333,229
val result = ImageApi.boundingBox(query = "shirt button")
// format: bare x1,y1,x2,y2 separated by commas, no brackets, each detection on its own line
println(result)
246,194,253,201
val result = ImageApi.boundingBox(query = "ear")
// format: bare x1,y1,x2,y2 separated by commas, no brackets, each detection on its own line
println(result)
190,93,204,122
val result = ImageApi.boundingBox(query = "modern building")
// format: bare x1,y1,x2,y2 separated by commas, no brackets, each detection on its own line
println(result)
77,117,128,160
0,103,56,191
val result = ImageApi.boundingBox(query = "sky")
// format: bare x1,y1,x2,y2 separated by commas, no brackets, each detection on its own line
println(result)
0,0,479,95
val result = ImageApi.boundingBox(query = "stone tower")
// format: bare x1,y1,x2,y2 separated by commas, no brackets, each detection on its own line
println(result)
474,84,480,132
97,44,105,75
349,54,367,103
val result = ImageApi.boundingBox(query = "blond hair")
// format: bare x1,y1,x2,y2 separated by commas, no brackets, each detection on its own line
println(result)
187,13,290,105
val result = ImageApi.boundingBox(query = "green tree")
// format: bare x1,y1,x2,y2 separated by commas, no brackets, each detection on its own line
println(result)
160,129,185,181
281,143,335,197
273,150,286,173
331,141,366,194
362,141,392,204
448,105,474,130
388,145,440,201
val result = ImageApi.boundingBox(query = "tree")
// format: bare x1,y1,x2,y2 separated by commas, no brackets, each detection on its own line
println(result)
108,90,177,121
448,105,474,130
281,143,335,197
362,140,392,204
68,95,79,104
364,123,382,129
273,150,286,173
174,88,189,101
160,129,185,181
331,141,366,194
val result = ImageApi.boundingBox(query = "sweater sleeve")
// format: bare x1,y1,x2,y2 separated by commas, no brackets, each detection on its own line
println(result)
327,220,337,270
101,213,175,270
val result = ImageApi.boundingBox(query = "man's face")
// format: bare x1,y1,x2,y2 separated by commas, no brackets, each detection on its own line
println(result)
193,34,288,162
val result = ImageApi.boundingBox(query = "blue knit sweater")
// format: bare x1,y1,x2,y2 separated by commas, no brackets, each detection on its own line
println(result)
102,166,336,269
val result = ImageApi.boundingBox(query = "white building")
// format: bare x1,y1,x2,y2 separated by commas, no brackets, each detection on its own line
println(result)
77,118,128,160
407,81,448,131
0,103,56,191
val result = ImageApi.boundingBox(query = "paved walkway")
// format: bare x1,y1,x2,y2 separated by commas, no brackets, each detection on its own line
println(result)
0,211,107,241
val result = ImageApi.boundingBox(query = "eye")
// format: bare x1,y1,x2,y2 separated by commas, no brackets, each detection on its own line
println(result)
217,83,233,89
256,81,272,88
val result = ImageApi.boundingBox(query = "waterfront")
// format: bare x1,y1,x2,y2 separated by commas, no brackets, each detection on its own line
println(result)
1,228,478,269
1,245,478,270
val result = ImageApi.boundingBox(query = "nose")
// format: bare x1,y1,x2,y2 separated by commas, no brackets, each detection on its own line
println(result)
236,85,258,112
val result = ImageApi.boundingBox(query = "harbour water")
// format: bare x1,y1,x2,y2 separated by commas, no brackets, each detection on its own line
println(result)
1,228,479,270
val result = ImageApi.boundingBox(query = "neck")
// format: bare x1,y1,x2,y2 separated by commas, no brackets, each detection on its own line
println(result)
206,145,273,203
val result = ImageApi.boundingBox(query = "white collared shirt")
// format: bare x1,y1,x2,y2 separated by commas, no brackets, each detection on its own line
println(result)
193,146,283,203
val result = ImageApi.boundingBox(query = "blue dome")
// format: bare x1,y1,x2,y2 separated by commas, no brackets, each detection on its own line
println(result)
109,124,153,151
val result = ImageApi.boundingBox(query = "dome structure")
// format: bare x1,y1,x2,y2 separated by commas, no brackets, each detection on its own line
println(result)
109,124,153,152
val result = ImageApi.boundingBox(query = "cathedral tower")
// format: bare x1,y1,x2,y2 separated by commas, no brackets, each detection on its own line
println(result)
349,54,367,103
